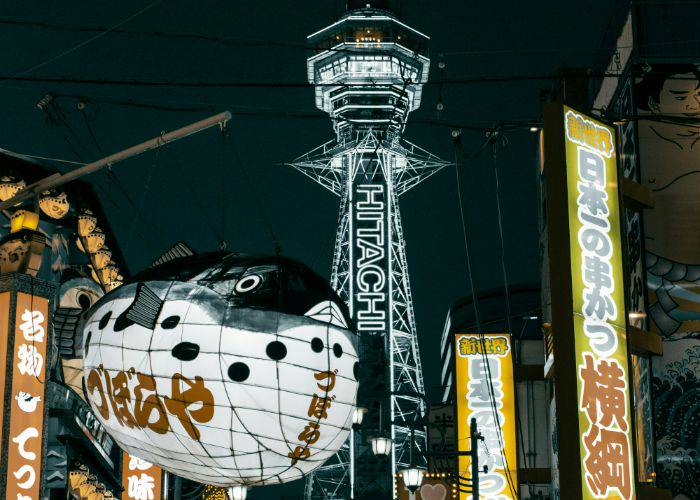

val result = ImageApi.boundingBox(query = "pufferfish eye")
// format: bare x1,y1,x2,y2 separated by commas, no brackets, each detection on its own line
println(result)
234,274,262,294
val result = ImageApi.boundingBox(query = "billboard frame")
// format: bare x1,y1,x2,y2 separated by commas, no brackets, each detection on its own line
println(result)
543,102,638,500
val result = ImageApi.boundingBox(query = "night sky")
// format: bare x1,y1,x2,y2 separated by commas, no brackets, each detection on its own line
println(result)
0,1,613,497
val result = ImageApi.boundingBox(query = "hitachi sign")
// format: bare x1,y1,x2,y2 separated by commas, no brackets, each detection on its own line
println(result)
354,184,388,333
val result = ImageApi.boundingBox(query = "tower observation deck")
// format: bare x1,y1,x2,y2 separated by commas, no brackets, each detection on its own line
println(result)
288,3,449,498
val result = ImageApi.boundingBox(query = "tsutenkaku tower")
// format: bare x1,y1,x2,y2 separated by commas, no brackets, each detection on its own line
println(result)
288,3,448,498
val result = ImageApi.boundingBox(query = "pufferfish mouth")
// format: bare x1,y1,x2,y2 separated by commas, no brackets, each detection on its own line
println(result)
304,301,348,329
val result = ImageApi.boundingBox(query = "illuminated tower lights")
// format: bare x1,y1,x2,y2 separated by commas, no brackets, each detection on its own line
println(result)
288,4,449,498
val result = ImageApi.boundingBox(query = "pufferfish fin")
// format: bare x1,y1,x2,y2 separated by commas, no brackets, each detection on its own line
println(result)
114,283,163,331
150,241,196,269
304,301,349,329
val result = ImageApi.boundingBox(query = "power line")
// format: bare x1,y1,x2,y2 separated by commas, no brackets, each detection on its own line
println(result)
53,94,535,131
454,138,519,498
5,16,700,57
41,98,164,253
1,70,690,90
0,0,164,88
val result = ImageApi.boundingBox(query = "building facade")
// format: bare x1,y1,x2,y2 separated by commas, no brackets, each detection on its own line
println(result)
589,3,700,498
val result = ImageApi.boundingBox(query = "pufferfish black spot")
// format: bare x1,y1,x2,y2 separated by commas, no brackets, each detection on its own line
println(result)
228,362,250,382
266,341,287,361
172,342,200,361
311,337,324,353
161,315,180,329
84,331,92,356
333,343,343,358
98,311,111,330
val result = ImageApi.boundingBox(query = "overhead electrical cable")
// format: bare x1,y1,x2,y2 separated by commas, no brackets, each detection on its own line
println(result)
454,138,518,498
73,104,165,240
228,133,281,254
0,0,164,88
4,16,698,57
487,124,543,496
4,71,699,89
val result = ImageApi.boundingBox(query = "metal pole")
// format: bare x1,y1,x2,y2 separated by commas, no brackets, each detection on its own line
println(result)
0,111,232,211
173,475,182,500
470,417,479,499
350,428,355,499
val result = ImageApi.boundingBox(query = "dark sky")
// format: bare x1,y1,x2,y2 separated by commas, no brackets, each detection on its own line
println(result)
0,1,613,497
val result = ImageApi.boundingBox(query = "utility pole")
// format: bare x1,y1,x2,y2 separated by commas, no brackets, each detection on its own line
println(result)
470,417,480,499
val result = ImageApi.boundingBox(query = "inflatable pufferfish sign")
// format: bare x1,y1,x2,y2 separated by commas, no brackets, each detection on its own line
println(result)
82,250,358,487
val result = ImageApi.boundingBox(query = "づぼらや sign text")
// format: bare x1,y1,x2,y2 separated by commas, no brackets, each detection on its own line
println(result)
288,370,337,465
87,365,214,440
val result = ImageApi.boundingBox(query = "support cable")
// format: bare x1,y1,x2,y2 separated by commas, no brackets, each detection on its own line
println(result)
454,137,518,498
228,133,281,254
75,104,165,242
489,126,542,496
124,142,160,254
0,0,164,88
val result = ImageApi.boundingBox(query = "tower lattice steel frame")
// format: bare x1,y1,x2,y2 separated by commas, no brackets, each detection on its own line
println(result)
288,6,449,498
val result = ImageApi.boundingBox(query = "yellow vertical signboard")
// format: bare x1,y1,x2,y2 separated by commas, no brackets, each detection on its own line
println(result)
564,107,636,500
455,333,517,499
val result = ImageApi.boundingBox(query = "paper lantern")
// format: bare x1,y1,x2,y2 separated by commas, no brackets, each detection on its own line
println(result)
104,280,123,292
0,225,47,276
82,252,359,487
77,228,105,253
10,210,39,233
92,247,113,270
0,175,25,201
39,190,70,219
98,265,120,283
78,210,97,237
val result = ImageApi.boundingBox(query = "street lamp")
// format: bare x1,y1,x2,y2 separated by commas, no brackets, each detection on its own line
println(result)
350,406,367,498
229,485,248,500
370,436,393,456
398,426,425,494
400,467,425,493
352,407,368,429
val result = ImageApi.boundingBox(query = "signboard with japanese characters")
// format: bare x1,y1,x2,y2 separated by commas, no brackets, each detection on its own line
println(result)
122,453,163,500
563,107,636,499
6,292,50,500
0,292,10,461
396,472,456,499
455,333,518,500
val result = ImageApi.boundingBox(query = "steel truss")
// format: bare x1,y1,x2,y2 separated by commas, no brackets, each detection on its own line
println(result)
288,130,448,498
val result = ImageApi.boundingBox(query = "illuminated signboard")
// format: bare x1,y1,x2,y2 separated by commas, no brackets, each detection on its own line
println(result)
563,107,635,499
354,183,388,333
122,452,163,500
455,333,517,500
396,472,456,499
6,293,49,500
